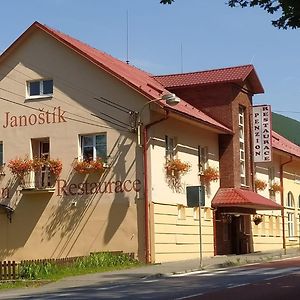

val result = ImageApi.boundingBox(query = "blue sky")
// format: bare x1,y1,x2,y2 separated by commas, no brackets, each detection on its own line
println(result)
1,0,299,120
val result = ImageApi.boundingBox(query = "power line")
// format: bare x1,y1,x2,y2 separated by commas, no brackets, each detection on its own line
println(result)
0,95,130,131
0,69,133,131
0,60,134,114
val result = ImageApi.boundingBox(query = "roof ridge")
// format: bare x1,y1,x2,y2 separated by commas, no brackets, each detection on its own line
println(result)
153,64,254,78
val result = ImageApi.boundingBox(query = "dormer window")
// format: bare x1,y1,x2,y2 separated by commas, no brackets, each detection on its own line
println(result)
27,79,53,99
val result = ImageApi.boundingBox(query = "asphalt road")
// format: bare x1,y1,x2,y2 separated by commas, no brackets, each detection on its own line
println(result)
1,257,299,299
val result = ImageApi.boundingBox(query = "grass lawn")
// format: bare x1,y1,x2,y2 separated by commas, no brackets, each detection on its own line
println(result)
0,252,141,290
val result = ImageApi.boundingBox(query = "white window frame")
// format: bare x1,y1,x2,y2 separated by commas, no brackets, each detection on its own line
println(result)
287,191,294,208
239,106,246,186
26,79,53,99
198,145,208,174
80,134,107,162
165,135,176,160
287,212,295,238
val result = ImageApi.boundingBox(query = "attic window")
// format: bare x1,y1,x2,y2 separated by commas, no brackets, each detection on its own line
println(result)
27,79,53,99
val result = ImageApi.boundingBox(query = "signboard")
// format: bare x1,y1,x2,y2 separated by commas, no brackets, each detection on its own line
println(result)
252,105,272,162
186,186,205,207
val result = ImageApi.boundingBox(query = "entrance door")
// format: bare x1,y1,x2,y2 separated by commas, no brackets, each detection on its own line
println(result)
215,212,252,255
231,215,251,254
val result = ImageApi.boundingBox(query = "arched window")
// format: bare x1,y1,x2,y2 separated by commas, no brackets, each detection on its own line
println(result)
287,192,294,208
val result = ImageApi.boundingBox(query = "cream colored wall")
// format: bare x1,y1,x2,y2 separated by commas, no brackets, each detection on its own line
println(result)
149,117,220,206
0,30,146,261
255,153,300,252
153,202,214,262
148,117,219,262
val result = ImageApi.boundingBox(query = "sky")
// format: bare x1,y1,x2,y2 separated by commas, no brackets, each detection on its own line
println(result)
0,0,300,121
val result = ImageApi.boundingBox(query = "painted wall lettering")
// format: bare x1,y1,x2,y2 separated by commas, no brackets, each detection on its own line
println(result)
57,179,141,196
252,105,272,162
2,106,66,128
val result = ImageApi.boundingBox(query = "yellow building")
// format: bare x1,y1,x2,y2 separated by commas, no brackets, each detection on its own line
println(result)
0,22,299,263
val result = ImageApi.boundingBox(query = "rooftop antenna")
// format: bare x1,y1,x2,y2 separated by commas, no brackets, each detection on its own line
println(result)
126,10,129,64
180,42,183,73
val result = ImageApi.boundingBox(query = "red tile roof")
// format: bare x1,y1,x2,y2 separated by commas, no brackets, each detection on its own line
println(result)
212,188,282,210
272,131,300,159
0,21,232,134
153,65,264,94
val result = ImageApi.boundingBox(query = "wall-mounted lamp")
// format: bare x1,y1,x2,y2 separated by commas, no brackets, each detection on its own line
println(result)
137,92,180,146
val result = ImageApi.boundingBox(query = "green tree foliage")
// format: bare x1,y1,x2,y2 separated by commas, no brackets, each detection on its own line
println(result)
160,0,300,29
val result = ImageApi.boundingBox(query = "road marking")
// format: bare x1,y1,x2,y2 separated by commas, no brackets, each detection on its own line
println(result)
96,284,126,290
262,267,300,275
231,267,272,275
227,283,249,289
170,270,208,277
142,279,159,283
175,292,204,300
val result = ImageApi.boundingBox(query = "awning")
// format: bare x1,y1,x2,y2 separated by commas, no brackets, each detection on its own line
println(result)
212,188,282,211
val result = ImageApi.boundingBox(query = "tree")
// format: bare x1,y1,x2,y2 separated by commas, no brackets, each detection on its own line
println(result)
160,0,300,29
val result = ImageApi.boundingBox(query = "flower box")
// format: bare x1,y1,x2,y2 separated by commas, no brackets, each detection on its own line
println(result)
254,179,267,191
253,215,263,225
200,166,219,184
269,182,281,193
73,158,105,174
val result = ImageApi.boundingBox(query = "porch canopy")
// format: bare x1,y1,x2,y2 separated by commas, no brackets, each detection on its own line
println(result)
212,188,282,214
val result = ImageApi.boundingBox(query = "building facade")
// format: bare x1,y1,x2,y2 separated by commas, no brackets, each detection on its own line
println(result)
0,22,299,263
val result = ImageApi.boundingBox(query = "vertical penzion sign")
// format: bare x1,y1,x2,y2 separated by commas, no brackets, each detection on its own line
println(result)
252,105,272,162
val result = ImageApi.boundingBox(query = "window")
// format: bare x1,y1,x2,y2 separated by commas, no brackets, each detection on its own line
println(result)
27,79,53,98
80,134,107,161
268,167,275,185
269,216,274,236
287,212,295,238
287,192,294,208
165,135,176,160
275,216,280,237
239,106,246,185
0,142,3,166
198,146,208,173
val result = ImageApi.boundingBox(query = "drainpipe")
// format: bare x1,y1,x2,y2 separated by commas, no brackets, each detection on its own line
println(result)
280,156,293,255
143,110,169,264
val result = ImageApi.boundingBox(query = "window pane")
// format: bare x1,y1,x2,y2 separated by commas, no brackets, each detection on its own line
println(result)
43,80,53,95
29,81,40,96
83,147,94,161
0,142,3,165
96,135,107,159
82,136,93,147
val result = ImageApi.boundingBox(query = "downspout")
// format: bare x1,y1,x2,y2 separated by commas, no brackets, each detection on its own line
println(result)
280,156,293,255
143,110,169,264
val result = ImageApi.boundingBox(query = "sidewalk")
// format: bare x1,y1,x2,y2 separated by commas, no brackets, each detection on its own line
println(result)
0,248,299,298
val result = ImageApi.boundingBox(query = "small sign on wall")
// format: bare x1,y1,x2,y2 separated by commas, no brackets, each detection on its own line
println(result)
186,186,205,207
252,105,272,162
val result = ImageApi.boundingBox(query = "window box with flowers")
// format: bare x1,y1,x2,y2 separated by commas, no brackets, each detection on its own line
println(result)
253,215,263,225
269,182,281,193
200,166,219,184
73,157,106,174
7,157,32,183
254,178,267,192
165,158,191,190
8,157,62,190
